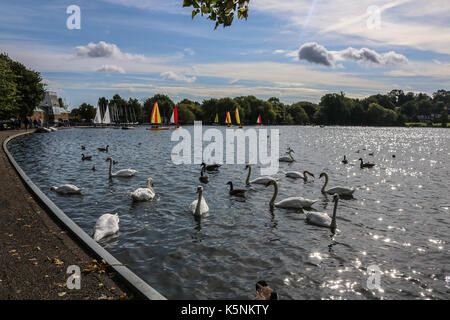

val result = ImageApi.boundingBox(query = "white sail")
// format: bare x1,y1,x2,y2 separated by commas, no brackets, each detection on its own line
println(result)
94,107,102,124
169,110,174,124
102,105,111,124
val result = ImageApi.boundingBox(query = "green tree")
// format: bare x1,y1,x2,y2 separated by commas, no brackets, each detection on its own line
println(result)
0,54,18,119
318,92,353,125
143,94,175,123
70,103,96,122
184,0,249,29
441,109,448,127
287,105,309,124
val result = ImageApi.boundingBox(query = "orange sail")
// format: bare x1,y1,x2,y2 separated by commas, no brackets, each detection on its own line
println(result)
235,108,241,125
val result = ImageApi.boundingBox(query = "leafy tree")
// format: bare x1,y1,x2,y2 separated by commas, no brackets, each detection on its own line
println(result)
400,100,418,120
367,103,397,126
318,92,353,125
441,109,448,127
70,103,96,121
291,101,319,122
287,105,308,124
184,0,249,29
0,54,18,119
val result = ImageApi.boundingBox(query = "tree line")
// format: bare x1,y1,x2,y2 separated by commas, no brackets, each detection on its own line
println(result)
70,90,449,127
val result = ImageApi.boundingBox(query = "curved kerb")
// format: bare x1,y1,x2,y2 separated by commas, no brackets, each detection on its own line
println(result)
3,131,166,300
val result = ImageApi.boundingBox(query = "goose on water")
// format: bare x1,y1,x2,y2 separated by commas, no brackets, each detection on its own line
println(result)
226,181,246,197
199,168,209,184
342,155,348,164
131,178,155,201
50,184,83,195
265,180,317,209
201,162,221,172
319,172,355,197
81,153,92,161
98,145,109,152
93,213,119,242
105,157,137,178
359,158,375,168
245,164,276,185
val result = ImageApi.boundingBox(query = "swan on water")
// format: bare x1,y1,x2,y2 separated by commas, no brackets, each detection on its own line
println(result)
306,194,339,231
319,172,355,196
245,164,276,185
106,157,138,178
93,213,119,242
255,281,278,300
189,186,209,217
359,158,375,168
279,149,295,162
265,180,318,209
284,170,314,182
226,181,246,197
131,178,155,201
50,184,83,195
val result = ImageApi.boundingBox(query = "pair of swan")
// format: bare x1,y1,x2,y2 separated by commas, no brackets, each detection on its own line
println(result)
93,213,119,242
131,178,155,202
189,186,209,217
265,180,317,209
50,184,83,195
320,172,355,196
284,170,314,182
245,164,277,185
106,157,137,178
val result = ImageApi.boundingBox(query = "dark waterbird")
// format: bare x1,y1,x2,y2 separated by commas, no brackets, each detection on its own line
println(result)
226,181,246,197
359,158,375,168
199,168,209,184
98,145,109,152
255,281,278,300
341,155,348,164
201,162,221,171
81,153,92,161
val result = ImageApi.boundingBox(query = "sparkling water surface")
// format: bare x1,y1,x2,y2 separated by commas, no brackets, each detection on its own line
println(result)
9,126,450,299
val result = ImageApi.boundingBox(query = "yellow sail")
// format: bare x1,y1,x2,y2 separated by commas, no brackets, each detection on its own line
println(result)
225,111,231,124
214,113,219,123
150,102,161,124
235,108,240,125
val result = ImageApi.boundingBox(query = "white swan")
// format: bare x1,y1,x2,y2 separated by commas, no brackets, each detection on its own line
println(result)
279,149,295,162
284,170,314,181
189,186,209,217
93,213,119,242
265,180,318,209
106,157,138,178
50,184,82,195
306,194,339,231
131,178,155,201
319,172,355,197
245,164,277,185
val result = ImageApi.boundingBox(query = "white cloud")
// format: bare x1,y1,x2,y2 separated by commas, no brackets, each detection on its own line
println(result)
184,48,195,56
96,65,125,74
298,42,408,67
75,41,145,61
161,71,196,83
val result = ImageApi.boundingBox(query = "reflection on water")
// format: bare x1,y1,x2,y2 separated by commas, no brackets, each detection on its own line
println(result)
9,126,450,299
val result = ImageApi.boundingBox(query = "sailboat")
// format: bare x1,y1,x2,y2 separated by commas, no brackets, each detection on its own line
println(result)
212,113,219,126
147,102,169,130
93,107,102,126
102,105,111,126
235,107,243,128
170,105,180,129
225,111,232,127
256,114,263,126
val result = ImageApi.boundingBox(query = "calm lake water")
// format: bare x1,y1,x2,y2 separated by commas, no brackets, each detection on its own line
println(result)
9,126,450,299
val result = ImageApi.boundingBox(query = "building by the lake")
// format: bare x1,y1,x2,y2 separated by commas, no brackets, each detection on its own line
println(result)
31,91,69,125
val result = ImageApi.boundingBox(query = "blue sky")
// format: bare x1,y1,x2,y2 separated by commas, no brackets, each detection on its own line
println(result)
1,0,449,109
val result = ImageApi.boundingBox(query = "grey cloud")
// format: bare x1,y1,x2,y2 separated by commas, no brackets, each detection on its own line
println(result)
298,42,335,67
76,41,121,58
96,65,125,73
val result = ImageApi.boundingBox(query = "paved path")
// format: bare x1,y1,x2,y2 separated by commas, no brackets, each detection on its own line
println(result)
0,130,132,299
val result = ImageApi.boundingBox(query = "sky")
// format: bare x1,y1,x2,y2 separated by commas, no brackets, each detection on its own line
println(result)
1,0,450,110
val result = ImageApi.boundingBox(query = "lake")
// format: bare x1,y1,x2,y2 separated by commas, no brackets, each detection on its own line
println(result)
8,126,450,299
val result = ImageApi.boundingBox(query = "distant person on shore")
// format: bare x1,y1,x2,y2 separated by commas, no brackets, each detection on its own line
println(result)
23,118,29,130
33,119,38,128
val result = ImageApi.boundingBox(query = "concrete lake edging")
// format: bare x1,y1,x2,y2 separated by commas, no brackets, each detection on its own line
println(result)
3,130,166,300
